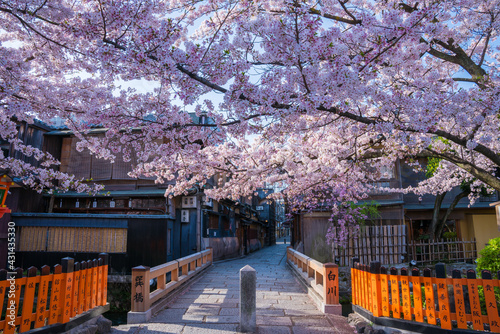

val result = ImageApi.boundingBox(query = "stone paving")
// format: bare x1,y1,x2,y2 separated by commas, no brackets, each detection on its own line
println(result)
111,238,354,334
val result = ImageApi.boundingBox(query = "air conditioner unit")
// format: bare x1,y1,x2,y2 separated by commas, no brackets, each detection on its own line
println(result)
182,196,197,208
202,198,213,207
181,209,190,223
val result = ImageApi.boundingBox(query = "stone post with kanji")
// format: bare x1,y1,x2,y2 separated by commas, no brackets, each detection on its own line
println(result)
131,266,150,312
323,263,341,314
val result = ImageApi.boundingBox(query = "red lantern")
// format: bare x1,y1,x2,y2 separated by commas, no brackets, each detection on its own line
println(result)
0,176,12,219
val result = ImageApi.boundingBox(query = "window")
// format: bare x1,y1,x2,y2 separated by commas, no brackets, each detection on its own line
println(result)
167,228,172,255
379,165,394,179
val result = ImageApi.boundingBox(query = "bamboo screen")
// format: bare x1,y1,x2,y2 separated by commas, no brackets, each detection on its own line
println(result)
18,226,127,253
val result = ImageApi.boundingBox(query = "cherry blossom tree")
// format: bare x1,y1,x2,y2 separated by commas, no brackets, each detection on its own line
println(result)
1,0,500,240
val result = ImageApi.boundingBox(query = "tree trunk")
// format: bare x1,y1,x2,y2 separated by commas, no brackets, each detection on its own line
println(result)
428,193,446,238
435,191,469,238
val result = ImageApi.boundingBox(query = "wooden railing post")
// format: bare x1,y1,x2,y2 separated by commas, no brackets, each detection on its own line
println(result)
131,266,150,312
411,268,423,323
91,259,98,308
20,267,37,332
389,267,399,319
197,254,202,268
157,268,166,292
49,264,63,325
60,257,75,324
423,268,436,325
379,266,390,317
85,260,93,311
400,267,411,320
172,262,179,282
481,270,500,332
72,262,81,318
324,263,339,305
369,261,381,317
451,269,467,329
207,247,213,263
435,263,451,330
466,269,482,330
4,268,22,334
351,258,359,306
97,258,103,306
99,253,109,306
79,261,87,314
363,264,369,311
35,266,51,328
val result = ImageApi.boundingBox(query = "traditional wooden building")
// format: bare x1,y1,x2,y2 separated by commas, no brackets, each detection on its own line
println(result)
3,120,277,273
291,159,498,265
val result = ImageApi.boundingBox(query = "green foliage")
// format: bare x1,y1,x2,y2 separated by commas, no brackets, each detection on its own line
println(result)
476,237,500,278
339,295,351,304
108,282,131,312
425,157,442,179
442,231,457,239
476,238,500,314
354,200,380,225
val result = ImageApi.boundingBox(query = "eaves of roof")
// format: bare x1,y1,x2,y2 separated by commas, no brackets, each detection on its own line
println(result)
358,200,405,207
43,189,169,198
404,202,496,210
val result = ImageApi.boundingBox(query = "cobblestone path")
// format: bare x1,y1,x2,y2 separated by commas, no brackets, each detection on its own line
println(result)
111,239,354,334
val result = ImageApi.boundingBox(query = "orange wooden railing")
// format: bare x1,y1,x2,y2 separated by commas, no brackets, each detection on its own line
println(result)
352,260,500,332
0,254,108,334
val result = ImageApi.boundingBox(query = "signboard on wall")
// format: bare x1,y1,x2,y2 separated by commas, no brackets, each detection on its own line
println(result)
491,201,500,231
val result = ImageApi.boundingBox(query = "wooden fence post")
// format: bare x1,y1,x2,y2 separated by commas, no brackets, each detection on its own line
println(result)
400,268,411,320
20,267,37,332
411,268,423,323
379,266,390,317
435,263,452,330
351,257,359,305
71,262,80,318
131,266,150,312
60,257,74,324
35,266,51,328
481,270,500,332
369,261,381,317
423,268,436,325
0,269,7,325
49,264,63,325
362,264,369,311
91,259,98,308
466,269,482,330
4,268,22,334
85,260,93,311
99,253,110,306
452,269,467,329
389,267,400,319
324,263,339,305
79,261,87,314
97,258,103,306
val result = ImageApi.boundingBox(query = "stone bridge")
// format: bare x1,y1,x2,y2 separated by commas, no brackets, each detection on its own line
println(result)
110,239,353,334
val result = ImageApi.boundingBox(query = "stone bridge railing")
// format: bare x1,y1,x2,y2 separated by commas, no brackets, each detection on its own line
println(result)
128,248,213,323
286,246,341,314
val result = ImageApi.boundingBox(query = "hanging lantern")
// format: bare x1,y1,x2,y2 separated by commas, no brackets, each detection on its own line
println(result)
0,175,13,219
